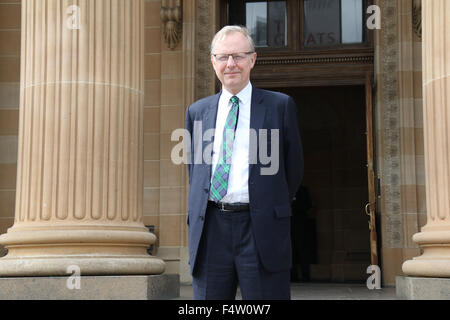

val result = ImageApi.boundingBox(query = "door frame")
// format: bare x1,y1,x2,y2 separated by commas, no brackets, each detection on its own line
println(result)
253,79,380,279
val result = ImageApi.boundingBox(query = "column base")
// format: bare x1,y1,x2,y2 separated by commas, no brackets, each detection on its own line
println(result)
0,255,165,276
402,229,450,277
0,274,179,300
396,276,450,300
402,259,450,278
0,226,166,276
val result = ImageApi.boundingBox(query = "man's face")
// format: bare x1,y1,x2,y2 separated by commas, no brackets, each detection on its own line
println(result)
211,32,257,95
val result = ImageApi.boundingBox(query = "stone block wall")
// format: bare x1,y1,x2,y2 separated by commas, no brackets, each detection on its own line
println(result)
0,0,20,257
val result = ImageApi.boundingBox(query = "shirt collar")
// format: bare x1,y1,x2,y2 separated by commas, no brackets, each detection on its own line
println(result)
222,82,252,106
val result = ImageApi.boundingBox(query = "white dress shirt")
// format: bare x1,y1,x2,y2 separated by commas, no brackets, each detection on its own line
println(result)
209,82,252,204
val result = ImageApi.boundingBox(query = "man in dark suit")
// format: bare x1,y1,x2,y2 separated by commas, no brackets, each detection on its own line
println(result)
185,25,303,300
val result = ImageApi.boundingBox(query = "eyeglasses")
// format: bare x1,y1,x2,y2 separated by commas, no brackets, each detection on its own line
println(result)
212,52,254,63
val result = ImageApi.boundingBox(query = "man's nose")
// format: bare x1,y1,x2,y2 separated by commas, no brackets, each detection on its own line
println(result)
226,55,237,67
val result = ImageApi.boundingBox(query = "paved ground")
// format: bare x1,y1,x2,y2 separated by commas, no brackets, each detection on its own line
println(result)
175,283,398,300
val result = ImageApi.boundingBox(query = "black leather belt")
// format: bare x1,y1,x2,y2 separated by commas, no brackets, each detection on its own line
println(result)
208,201,250,212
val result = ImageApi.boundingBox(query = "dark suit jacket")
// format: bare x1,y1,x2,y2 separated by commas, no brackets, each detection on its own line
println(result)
185,87,304,274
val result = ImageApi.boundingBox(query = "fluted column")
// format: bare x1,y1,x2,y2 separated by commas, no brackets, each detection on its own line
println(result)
402,0,450,277
0,0,165,276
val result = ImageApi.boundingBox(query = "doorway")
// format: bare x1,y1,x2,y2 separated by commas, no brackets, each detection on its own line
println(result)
279,85,371,283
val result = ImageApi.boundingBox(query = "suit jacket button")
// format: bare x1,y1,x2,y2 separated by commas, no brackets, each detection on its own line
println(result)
204,188,209,193
200,216,204,221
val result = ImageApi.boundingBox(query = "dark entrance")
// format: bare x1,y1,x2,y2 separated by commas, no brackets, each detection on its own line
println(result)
279,85,371,283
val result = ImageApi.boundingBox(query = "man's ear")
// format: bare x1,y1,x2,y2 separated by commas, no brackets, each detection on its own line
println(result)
250,52,257,68
210,54,217,73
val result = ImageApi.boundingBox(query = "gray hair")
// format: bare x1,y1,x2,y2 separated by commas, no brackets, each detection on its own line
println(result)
210,25,255,54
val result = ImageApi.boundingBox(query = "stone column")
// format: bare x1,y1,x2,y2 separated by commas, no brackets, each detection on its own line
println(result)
402,0,450,277
0,0,165,276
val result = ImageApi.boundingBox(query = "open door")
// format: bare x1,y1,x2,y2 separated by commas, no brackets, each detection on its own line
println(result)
365,72,379,266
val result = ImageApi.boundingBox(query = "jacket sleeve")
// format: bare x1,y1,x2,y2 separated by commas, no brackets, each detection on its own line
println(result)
283,96,304,201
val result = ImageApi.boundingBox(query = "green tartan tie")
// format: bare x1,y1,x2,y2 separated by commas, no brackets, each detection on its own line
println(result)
210,96,240,202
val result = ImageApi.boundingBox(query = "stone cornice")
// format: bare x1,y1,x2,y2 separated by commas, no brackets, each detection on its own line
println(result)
256,55,374,66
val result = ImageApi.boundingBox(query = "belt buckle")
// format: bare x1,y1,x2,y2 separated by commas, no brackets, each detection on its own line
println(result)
219,202,232,212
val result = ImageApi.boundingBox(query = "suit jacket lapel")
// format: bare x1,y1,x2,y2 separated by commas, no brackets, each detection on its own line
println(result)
203,92,220,134
204,92,221,179
249,88,266,177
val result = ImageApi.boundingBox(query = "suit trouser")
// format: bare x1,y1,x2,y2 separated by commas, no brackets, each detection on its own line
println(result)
192,204,291,300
